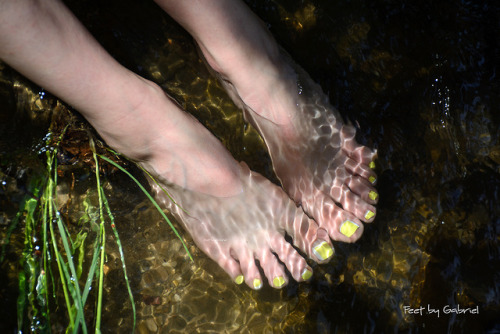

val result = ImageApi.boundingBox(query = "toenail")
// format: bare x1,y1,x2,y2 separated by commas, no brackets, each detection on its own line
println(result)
235,275,244,285
301,268,313,281
253,278,262,290
369,176,377,184
312,241,334,261
369,161,376,169
364,210,375,220
340,220,360,237
369,191,378,201
273,276,286,288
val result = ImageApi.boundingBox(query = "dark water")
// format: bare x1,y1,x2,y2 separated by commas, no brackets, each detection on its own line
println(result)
1,0,499,333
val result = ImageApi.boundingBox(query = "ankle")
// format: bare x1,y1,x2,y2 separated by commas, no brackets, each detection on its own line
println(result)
82,75,159,161
121,80,245,197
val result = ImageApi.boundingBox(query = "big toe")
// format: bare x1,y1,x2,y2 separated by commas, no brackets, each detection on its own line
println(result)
307,193,366,243
284,208,336,264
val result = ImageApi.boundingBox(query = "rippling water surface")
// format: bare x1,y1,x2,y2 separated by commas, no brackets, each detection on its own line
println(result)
1,0,499,333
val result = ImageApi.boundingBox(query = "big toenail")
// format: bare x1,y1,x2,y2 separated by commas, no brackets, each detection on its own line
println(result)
312,242,334,261
369,176,377,184
340,220,360,237
253,278,262,290
273,276,286,288
369,191,378,201
301,268,313,281
364,210,375,220
235,275,244,285
369,161,376,169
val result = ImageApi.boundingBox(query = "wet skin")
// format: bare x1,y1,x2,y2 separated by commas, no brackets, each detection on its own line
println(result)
0,0,378,289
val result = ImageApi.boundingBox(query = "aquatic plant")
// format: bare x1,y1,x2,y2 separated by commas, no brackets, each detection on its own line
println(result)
4,123,192,333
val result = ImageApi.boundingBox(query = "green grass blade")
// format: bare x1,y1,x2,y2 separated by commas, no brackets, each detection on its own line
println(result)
49,184,87,334
100,186,137,332
97,154,193,262
48,208,75,331
81,230,101,305
94,223,105,333
52,206,88,334
139,167,190,215
93,148,106,333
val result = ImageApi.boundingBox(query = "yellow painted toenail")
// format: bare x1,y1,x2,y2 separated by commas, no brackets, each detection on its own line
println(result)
235,275,244,285
301,269,313,281
340,220,360,237
312,242,334,261
369,191,378,201
369,161,376,169
369,176,376,184
273,276,286,288
365,210,375,220
253,278,262,290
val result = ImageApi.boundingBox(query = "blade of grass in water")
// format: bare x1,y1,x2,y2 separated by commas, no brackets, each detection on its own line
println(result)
99,178,137,331
139,167,190,216
45,130,87,334
13,124,192,332
92,147,106,333
16,196,37,331
97,154,193,262
46,187,75,330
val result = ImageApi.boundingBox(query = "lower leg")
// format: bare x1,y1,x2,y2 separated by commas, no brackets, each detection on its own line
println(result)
0,0,242,196
154,0,291,124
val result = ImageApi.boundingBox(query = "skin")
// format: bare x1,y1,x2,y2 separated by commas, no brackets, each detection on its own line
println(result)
0,0,377,289
158,0,378,241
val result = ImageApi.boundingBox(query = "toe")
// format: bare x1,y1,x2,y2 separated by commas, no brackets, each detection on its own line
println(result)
219,252,245,285
334,216,365,242
269,233,313,282
337,186,377,222
346,176,379,204
255,246,288,289
234,248,263,290
197,241,245,285
344,156,378,185
284,209,334,264
314,195,366,243
340,125,377,165
335,218,365,241
349,145,377,167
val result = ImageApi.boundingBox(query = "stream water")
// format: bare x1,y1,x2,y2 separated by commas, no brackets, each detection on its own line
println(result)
1,0,499,333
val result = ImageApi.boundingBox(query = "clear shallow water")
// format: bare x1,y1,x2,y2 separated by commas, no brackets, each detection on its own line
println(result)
1,0,499,333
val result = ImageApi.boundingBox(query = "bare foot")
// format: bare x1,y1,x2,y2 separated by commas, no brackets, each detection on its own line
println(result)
124,81,335,289
227,55,379,243
150,162,333,290
175,1,379,243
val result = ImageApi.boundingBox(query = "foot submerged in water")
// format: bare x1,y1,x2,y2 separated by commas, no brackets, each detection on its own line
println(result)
245,56,379,243
149,0,378,287
123,81,335,290
150,161,336,290
201,46,379,245
166,0,379,243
